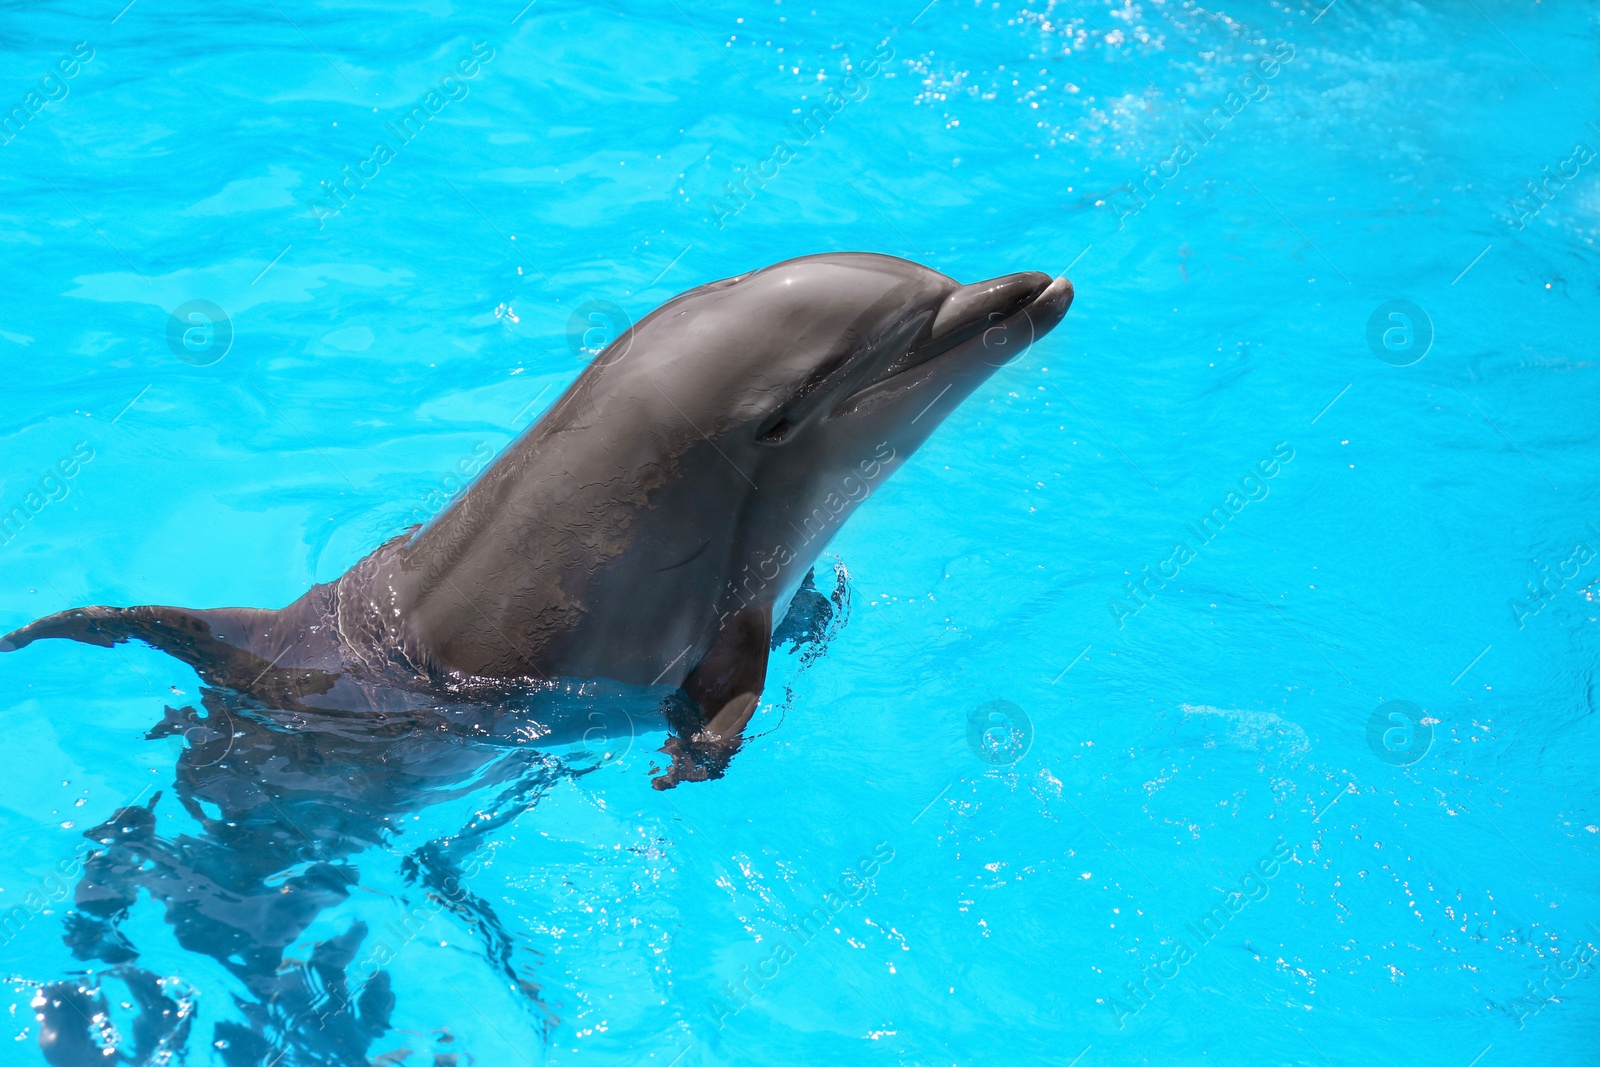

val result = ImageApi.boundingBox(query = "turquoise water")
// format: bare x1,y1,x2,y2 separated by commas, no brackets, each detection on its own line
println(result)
2,0,1599,1063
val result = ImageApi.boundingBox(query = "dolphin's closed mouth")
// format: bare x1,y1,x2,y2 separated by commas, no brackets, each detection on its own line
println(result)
832,271,1072,416
929,271,1053,342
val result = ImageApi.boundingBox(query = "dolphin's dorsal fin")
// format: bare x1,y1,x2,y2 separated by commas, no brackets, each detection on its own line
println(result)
0,605,281,688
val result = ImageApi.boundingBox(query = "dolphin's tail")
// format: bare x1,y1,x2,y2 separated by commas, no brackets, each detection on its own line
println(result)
1,604,284,685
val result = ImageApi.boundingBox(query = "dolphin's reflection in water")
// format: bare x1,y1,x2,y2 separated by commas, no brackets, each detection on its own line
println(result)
32,566,849,1067
36,667,660,1066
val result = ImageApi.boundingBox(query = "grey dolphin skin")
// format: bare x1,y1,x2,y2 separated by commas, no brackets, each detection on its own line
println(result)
3,252,1072,787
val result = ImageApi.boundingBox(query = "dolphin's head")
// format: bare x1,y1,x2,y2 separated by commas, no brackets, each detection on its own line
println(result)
610,253,1072,464
580,252,1073,619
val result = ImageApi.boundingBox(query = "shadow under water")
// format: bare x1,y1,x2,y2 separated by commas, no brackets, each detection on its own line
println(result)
26,564,852,1066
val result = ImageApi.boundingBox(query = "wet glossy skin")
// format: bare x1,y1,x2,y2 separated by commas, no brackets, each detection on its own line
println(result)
9,253,1071,1063
360,253,1073,686
3,253,1073,755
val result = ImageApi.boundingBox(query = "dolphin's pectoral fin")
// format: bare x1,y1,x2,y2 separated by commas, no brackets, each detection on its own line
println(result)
652,606,772,790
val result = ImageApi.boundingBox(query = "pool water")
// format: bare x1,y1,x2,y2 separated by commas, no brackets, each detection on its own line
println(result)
2,0,1599,1063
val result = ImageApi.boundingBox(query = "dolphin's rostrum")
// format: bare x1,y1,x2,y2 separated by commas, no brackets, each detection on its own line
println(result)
3,252,1073,786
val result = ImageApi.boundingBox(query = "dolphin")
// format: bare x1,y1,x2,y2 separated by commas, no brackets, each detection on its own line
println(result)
3,252,1073,786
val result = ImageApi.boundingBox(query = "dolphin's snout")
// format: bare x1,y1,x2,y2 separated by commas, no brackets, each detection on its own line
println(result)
833,266,1073,415
1033,274,1074,326
930,271,1054,340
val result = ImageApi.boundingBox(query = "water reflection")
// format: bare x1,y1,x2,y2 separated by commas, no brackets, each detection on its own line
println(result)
36,671,657,1067
26,562,848,1065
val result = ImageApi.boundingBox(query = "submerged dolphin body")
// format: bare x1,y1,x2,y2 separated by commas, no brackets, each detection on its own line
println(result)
4,252,1072,785
25,575,854,1066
